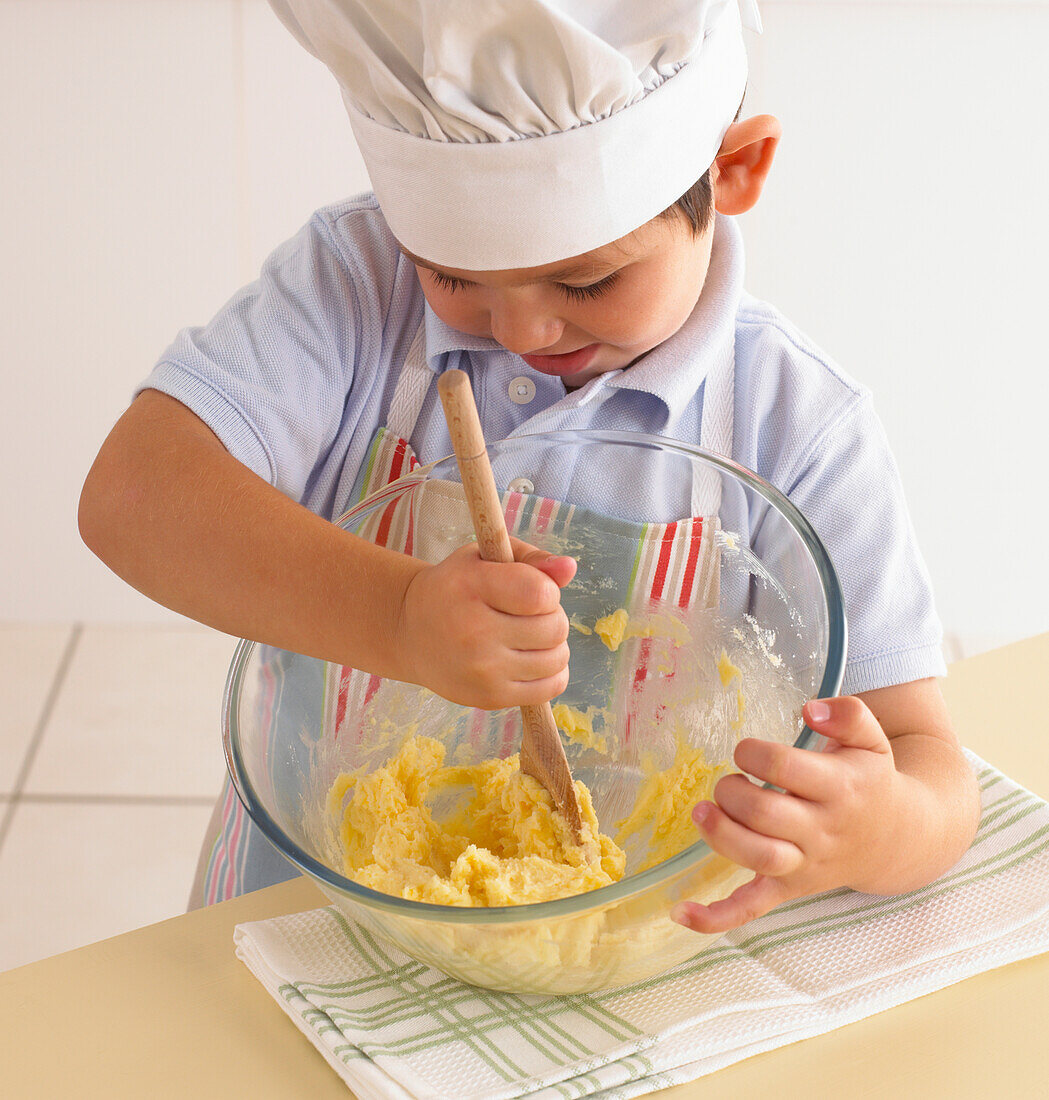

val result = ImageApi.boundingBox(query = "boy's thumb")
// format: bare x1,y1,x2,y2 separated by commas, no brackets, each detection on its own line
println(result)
510,539,577,588
804,696,890,754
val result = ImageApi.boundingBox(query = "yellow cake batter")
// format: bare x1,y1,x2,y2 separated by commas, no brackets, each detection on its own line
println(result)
594,608,630,650
593,608,691,652
327,727,730,909
717,648,746,730
327,735,625,906
615,735,733,871
551,702,608,753
717,648,742,686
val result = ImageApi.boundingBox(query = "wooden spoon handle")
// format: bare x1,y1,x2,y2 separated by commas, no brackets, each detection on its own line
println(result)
438,370,514,565
437,369,584,841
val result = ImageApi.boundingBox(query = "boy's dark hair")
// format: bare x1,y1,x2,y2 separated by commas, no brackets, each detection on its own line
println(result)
664,99,744,236
668,172,716,236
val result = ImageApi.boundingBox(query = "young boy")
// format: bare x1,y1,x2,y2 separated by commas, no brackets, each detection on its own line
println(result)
78,0,979,930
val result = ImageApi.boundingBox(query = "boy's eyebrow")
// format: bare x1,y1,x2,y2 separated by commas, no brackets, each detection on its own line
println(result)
397,245,621,283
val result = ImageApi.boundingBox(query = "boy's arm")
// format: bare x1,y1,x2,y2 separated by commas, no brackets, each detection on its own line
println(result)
671,678,982,933
78,389,574,708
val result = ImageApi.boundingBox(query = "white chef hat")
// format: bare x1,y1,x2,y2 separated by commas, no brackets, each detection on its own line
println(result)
268,0,761,269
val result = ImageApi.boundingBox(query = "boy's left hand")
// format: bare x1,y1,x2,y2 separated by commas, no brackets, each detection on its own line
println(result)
671,692,971,935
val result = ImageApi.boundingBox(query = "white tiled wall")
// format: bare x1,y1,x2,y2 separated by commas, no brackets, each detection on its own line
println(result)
0,0,371,626
0,623,234,971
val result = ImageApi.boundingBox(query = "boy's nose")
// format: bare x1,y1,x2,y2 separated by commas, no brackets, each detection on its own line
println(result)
488,297,565,355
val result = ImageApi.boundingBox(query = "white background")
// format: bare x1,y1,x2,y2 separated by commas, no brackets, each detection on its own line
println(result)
2,0,1047,656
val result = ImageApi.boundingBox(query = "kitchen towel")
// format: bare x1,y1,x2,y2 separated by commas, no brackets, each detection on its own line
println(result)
235,750,1049,1099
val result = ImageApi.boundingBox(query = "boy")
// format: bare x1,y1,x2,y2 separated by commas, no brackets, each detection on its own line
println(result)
78,0,979,929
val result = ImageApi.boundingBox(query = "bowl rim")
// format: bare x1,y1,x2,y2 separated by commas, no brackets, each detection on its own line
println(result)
222,429,847,923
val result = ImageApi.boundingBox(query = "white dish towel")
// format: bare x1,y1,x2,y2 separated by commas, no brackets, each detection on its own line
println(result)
235,750,1049,1100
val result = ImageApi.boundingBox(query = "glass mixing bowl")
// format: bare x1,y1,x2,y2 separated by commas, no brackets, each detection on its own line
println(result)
224,431,846,994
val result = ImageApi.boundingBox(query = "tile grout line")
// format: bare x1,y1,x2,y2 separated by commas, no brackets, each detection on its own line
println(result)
0,623,83,855
12,793,218,806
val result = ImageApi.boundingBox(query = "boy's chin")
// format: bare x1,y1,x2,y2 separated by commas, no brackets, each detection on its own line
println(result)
563,354,640,387
562,366,609,387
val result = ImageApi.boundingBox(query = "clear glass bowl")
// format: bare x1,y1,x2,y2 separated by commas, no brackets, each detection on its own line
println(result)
224,431,846,994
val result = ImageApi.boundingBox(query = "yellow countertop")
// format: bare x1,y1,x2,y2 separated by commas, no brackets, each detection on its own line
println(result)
3,633,1049,1098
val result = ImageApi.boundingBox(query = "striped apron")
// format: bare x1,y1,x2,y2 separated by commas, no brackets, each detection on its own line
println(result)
189,322,735,908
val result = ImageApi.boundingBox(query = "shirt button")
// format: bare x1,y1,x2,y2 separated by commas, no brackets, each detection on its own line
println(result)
508,376,536,405
508,477,534,494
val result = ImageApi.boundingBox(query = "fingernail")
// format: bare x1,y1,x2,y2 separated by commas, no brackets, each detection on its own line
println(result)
670,903,692,927
692,802,710,826
807,700,831,724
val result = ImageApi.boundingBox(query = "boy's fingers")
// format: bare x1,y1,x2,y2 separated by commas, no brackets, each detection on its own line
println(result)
712,772,809,842
506,642,571,682
670,876,793,935
510,537,577,588
504,608,570,650
482,561,562,615
804,696,892,754
692,801,804,878
507,669,571,707
733,738,839,802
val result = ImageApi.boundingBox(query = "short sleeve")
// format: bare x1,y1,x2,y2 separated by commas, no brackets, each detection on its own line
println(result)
136,214,360,500
784,395,947,696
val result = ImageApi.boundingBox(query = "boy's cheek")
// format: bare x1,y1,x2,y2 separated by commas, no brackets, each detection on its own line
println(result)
425,295,489,340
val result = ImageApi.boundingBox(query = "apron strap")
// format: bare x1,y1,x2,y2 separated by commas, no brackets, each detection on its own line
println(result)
387,321,433,442
693,337,735,515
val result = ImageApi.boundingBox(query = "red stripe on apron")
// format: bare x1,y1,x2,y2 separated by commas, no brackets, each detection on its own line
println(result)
650,521,677,604
678,518,704,609
373,440,409,547
362,674,382,718
335,667,351,741
534,495,555,535
627,521,680,744
503,491,522,536
374,498,397,548
389,437,408,482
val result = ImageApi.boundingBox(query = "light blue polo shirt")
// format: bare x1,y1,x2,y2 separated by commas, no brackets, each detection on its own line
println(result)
140,193,945,697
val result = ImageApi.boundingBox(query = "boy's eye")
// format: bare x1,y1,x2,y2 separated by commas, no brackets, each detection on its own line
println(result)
557,271,621,301
427,266,621,301
428,269,470,294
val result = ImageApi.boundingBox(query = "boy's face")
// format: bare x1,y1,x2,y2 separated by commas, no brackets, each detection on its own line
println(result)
403,214,715,387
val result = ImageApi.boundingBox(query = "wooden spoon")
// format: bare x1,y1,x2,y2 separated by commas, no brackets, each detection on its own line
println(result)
437,369,585,842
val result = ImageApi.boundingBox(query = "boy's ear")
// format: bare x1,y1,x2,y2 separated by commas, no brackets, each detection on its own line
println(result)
713,115,782,215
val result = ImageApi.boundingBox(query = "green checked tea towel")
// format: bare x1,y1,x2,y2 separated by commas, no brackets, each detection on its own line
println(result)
234,751,1049,1100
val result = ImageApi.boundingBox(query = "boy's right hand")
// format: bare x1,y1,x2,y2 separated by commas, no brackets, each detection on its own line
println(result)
396,538,576,709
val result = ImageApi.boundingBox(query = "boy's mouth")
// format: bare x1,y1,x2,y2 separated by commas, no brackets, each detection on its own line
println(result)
520,343,600,376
